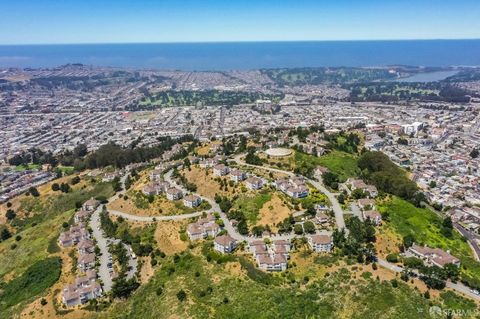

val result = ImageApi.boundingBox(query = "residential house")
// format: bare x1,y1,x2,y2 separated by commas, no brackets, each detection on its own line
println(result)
230,169,247,182
245,176,263,190
213,164,230,177
78,253,96,271
166,187,183,201
74,209,91,224
214,235,237,253
62,270,102,307
77,239,95,254
363,210,382,225
83,198,99,211
315,212,330,224
308,235,333,253
183,194,202,208
186,214,221,240
358,198,376,211
409,244,460,268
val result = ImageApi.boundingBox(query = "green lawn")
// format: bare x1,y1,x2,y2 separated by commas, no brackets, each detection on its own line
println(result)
232,191,272,225
317,151,360,181
378,196,480,288
14,163,41,172
99,252,444,319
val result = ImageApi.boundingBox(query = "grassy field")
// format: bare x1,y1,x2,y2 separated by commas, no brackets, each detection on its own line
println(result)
378,196,480,288
0,209,72,279
0,257,61,318
232,191,272,225
317,150,360,181
97,251,451,319
13,181,114,231
14,163,41,171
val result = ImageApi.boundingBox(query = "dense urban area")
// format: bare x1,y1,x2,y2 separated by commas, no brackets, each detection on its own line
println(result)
1,64,480,318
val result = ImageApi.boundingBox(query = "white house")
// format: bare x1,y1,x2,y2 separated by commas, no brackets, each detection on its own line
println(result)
230,169,247,182
166,187,183,200
245,177,263,190
213,164,230,176
183,194,202,208
308,235,333,253
214,235,237,253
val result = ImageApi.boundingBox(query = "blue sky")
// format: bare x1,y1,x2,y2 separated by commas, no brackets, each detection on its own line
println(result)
1,0,479,44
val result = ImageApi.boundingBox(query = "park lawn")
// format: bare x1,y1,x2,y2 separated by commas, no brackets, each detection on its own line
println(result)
232,191,272,225
100,252,441,319
14,163,41,172
0,209,73,279
317,151,360,181
378,196,480,287
0,257,62,318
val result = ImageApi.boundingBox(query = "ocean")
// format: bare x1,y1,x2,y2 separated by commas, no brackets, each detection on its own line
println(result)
0,40,480,71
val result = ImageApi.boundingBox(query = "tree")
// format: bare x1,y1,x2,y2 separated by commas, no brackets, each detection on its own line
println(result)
303,221,315,234
429,180,437,188
176,290,187,301
322,172,339,189
28,187,40,197
70,176,81,185
1,228,12,241
111,278,140,299
5,209,16,221
470,148,479,159
402,235,415,249
294,224,304,235
51,183,60,191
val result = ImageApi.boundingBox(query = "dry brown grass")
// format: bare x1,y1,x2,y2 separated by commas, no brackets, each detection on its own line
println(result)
374,226,402,259
256,195,292,231
154,220,189,255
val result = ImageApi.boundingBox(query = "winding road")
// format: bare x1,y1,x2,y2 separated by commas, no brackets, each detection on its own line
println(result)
97,156,479,301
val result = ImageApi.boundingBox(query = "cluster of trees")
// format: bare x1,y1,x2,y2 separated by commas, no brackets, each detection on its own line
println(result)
51,182,71,193
8,148,57,167
70,135,193,170
245,149,263,166
322,172,340,190
324,132,361,154
132,89,283,110
333,216,377,263
358,151,425,205
263,67,396,87
349,82,470,103
100,211,154,257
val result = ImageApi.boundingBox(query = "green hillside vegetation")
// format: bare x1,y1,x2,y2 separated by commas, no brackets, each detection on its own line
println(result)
99,252,439,319
14,181,113,231
379,196,480,288
290,151,359,180
358,151,421,204
0,257,61,318
0,209,72,278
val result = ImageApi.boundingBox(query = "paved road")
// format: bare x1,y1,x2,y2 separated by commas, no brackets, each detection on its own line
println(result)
97,160,480,301
350,202,363,221
377,258,480,300
89,207,113,292
232,154,346,230
232,153,480,301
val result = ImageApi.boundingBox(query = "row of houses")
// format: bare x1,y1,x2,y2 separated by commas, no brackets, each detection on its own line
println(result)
62,270,102,307
274,176,309,198
59,198,102,307
142,180,202,207
249,240,291,271
409,244,460,268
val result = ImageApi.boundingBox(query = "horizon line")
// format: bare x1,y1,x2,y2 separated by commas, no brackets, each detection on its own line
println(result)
1,37,480,46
